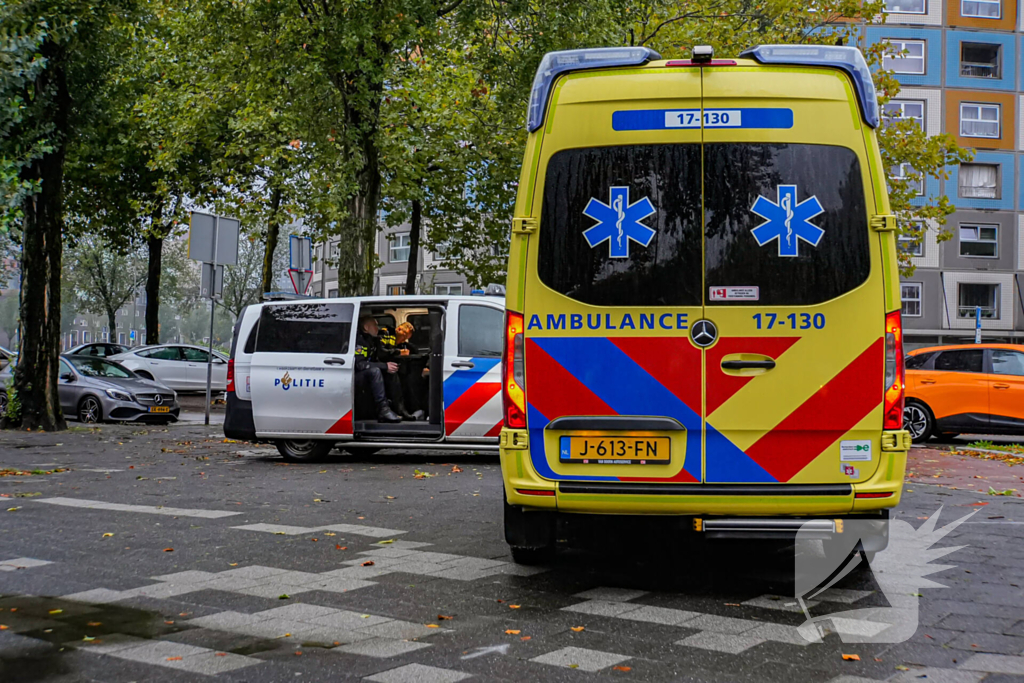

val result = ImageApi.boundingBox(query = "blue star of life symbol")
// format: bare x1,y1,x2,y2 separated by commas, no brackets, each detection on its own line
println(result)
582,186,656,258
750,185,825,257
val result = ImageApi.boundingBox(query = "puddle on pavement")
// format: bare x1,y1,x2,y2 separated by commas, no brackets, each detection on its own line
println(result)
0,596,279,682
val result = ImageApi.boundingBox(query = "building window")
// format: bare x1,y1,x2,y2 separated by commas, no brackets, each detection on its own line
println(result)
889,163,924,195
330,242,339,261
118,333,125,345
901,283,922,317
314,245,323,273
434,283,463,295
898,229,925,257
882,40,926,74
961,0,1001,18
960,103,1000,138
432,241,452,262
327,288,338,298
882,100,924,128
959,224,999,257
958,163,999,199
957,282,999,318
960,43,1001,79
389,233,410,263
885,0,926,12
83,331,90,343
386,284,406,296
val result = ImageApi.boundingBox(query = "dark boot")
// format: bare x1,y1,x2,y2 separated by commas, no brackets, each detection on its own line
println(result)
391,399,415,421
411,409,426,421
378,406,401,423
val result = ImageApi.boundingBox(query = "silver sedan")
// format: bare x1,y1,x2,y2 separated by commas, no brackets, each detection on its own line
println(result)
59,355,180,424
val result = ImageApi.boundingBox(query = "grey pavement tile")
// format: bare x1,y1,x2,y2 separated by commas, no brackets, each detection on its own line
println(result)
824,677,889,683
423,567,502,582
889,668,985,683
572,587,647,602
355,619,444,640
297,577,377,593
365,663,472,683
0,631,56,658
958,653,1024,675
383,561,450,575
321,523,407,538
2,616,63,633
216,565,293,580
947,632,1024,655
120,583,198,599
108,639,208,664
436,557,507,570
936,614,1022,635
254,603,340,621
816,588,875,604
194,576,273,592
164,650,258,674
149,570,218,583
617,605,700,626
321,566,394,580
230,617,315,639
486,564,547,576
290,625,371,645
336,637,431,658
400,551,464,563
61,588,130,605
684,613,761,635
1008,620,1024,637
187,611,261,631
529,645,630,672
230,523,316,535
233,583,315,599
743,594,819,612
561,600,642,617
675,631,765,654
745,622,814,646
358,547,421,559
309,610,392,630
65,633,148,654
0,557,53,568
375,541,433,550
257,570,324,585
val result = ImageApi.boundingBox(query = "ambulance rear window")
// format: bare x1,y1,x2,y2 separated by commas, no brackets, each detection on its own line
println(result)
704,143,870,306
537,145,703,307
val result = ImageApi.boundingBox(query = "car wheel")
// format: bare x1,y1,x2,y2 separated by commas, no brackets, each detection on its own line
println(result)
903,401,933,444
78,396,103,424
275,439,335,463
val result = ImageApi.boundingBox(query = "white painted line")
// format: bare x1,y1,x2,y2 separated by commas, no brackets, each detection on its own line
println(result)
35,497,240,519
0,557,53,569
366,663,472,683
530,646,630,672
232,522,407,537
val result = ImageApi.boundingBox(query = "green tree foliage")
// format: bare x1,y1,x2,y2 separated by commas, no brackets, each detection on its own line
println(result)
64,238,146,338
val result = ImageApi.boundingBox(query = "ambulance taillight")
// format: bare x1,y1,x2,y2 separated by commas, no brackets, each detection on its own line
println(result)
883,310,904,429
502,311,527,429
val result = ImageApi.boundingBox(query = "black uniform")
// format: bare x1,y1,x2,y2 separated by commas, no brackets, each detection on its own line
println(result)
380,329,427,416
354,329,405,419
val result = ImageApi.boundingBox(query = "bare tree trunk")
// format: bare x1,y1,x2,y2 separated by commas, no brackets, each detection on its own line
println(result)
107,308,117,342
145,230,164,344
405,199,421,295
261,187,282,294
8,61,69,430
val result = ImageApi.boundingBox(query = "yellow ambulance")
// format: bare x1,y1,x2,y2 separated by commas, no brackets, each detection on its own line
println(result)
499,45,910,563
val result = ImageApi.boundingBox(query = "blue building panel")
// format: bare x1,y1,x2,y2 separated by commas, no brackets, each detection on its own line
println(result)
1017,155,1024,210
945,30,1016,91
947,151,1016,210
865,27,943,87
911,174,942,208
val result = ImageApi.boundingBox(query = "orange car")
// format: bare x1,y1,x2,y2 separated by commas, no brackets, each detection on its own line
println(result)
904,343,1024,443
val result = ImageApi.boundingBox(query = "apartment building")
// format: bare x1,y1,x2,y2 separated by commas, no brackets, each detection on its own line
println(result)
871,0,1024,346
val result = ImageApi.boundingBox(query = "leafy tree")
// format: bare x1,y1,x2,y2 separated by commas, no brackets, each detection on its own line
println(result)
64,238,146,339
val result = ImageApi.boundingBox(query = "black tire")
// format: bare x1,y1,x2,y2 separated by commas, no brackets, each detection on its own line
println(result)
275,439,335,462
510,546,555,565
504,494,555,564
78,396,103,424
903,400,934,444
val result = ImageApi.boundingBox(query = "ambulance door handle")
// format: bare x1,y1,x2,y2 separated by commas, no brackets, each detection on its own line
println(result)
721,360,776,370
452,361,475,369
323,357,346,366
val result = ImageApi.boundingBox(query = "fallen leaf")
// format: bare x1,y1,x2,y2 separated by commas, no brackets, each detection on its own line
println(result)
0,625,7,631
164,621,174,625
102,533,114,538
426,624,439,628
569,664,579,669
970,501,989,506
378,539,395,544
362,561,375,567
332,641,341,646
87,622,102,627
509,604,520,609
215,653,227,657
521,635,531,640
278,594,290,599
724,602,741,606
438,615,453,620
612,666,632,672
336,544,344,550
163,548,174,552
82,635,94,641
7,507,20,512
505,629,521,634
48,609,62,615
311,538,318,542
229,563,238,566
294,651,302,656
451,465,462,473
842,654,860,661
571,626,585,632
324,532,336,536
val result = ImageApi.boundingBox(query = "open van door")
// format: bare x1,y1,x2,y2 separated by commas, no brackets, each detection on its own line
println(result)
250,300,358,437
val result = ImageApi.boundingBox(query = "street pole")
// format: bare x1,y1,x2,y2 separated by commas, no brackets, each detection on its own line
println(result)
205,216,219,426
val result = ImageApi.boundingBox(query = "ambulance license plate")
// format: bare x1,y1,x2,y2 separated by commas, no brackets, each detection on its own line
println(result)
149,406,170,413
559,435,670,464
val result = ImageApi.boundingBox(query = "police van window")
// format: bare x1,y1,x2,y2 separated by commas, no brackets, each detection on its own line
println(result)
255,303,354,354
933,349,984,373
242,322,258,355
538,145,703,306
459,305,503,357
704,143,870,306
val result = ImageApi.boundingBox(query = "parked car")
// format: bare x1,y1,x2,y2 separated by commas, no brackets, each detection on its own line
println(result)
67,342,130,358
225,295,506,461
59,354,179,424
904,343,1024,443
109,344,228,392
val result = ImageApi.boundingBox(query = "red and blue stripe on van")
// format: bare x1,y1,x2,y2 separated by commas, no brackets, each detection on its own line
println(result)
443,357,502,436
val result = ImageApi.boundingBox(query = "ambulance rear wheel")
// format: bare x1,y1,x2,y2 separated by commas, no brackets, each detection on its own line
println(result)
276,439,335,462
504,495,555,565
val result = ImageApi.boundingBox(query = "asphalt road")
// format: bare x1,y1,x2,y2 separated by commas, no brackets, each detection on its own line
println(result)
1,425,1022,683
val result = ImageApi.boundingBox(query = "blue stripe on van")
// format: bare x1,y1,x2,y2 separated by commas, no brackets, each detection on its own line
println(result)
443,358,500,409
612,108,794,131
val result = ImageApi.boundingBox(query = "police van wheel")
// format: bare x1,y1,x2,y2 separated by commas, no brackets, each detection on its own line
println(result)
276,439,335,462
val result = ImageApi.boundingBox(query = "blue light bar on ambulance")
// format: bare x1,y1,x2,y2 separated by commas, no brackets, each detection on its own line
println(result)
739,45,880,128
527,47,662,132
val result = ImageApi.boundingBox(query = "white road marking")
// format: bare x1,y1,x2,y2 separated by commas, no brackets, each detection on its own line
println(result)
35,497,240,519
0,557,53,571
461,644,509,660
367,663,473,682
530,646,631,672
232,522,407,537
70,634,256,674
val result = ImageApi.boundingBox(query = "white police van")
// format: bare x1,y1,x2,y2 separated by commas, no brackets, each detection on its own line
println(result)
224,295,506,461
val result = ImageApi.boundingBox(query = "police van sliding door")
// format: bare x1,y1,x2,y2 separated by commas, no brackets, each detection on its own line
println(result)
699,66,886,486
250,302,357,437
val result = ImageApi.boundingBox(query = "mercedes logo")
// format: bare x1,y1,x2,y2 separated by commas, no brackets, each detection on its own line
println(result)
153,393,164,406
690,319,718,347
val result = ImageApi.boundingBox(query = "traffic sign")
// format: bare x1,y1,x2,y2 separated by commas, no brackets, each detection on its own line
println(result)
289,235,312,271
200,263,225,300
189,212,240,266
289,269,313,296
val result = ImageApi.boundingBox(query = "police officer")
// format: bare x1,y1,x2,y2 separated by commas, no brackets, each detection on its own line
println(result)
354,316,402,423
